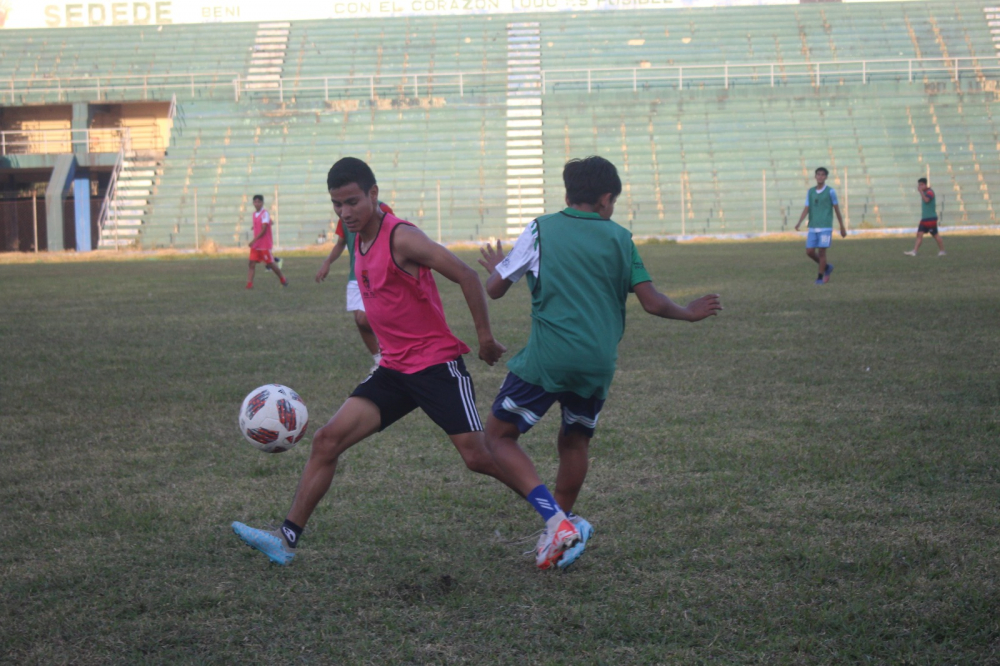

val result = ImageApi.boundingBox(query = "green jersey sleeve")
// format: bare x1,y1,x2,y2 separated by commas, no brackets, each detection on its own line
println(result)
629,243,652,290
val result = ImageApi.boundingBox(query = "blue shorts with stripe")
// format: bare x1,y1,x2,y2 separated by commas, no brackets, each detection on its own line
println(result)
806,229,832,249
351,356,483,435
490,372,605,438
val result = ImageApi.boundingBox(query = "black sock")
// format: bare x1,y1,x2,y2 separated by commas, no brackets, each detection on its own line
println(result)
818,272,824,280
280,519,303,548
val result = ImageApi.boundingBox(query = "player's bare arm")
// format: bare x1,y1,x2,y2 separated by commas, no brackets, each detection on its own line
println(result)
316,235,347,283
393,224,507,365
633,282,722,322
794,206,809,231
834,204,847,237
478,241,514,300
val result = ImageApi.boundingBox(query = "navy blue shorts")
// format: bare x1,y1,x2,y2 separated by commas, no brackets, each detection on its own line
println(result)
918,219,939,235
351,357,483,435
490,372,605,438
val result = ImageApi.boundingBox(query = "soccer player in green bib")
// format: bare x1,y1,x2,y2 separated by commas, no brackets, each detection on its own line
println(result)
478,156,722,570
795,167,847,285
904,178,946,257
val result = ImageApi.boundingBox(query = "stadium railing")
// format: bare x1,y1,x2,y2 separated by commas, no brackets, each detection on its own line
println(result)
0,127,130,156
6,55,997,106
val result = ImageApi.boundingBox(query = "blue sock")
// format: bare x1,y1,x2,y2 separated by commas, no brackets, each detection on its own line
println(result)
526,485,562,522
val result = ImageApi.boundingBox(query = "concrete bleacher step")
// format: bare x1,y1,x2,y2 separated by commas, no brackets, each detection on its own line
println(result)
102,227,141,237
98,238,135,248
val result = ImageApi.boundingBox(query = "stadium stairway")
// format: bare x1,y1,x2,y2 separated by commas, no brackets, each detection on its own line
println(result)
99,151,164,248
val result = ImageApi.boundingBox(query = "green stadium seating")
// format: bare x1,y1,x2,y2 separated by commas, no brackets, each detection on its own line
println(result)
2,0,998,249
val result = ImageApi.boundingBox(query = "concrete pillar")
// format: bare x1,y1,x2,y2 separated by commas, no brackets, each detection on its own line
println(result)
74,177,92,252
45,154,76,251
72,102,90,160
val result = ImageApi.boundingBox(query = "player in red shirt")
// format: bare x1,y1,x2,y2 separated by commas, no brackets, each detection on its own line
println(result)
247,194,288,289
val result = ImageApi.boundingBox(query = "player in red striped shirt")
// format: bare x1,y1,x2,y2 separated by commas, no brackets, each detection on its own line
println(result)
246,194,287,289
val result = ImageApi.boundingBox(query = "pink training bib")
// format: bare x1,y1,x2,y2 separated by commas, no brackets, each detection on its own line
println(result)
354,213,470,373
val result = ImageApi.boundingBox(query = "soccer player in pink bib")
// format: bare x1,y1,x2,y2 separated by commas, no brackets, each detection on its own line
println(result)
233,158,524,566
246,194,287,289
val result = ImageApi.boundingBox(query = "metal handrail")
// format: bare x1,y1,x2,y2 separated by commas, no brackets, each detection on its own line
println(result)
0,126,158,156
1,127,111,155
245,69,506,102
2,71,240,103
96,142,126,250
236,55,1000,100
540,56,1000,92
2,56,997,105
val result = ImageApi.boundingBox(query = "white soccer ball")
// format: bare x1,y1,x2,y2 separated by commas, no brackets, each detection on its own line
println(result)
238,384,309,453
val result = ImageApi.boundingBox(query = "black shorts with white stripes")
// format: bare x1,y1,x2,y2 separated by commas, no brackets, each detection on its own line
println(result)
350,356,483,435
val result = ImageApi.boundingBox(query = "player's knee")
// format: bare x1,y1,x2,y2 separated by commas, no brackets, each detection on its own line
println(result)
463,451,495,475
558,429,591,455
354,310,371,331
310,424,346,462
454,439,493,474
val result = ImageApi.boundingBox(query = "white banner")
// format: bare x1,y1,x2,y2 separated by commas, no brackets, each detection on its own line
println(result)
0,0,927,30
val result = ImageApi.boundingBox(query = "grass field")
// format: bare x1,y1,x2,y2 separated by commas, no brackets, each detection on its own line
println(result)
1,236,998,664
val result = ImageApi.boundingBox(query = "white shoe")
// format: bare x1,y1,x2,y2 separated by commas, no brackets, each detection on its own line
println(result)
938,251,947,256
903,250,917,256
535,517,580,570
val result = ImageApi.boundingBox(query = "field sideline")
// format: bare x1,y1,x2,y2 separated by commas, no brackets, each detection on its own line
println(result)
1,236,998,664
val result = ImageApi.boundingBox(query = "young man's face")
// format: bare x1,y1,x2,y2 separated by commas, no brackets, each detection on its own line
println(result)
918,182,928,193
253,199,263,211
815,171,827,187
330,182,380,234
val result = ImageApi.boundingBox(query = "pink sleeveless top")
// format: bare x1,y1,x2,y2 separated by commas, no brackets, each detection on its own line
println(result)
354,213,470,373
251,209,272,250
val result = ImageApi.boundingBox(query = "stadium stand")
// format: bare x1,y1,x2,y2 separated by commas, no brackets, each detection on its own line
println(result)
1,0,998,250
0,22,255,104
278,16,509,100
143,98,509,248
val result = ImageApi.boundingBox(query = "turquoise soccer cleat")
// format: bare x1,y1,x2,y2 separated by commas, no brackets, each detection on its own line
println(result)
557,515,594,570
232,521,296,566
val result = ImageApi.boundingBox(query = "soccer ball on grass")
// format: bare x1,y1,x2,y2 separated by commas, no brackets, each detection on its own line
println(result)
238,384,309,453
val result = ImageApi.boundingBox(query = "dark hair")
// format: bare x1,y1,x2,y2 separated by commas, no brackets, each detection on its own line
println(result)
327,157,377,193
815,167,829,176
918,177,928,184
252,194,264,202
563,156,622,206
